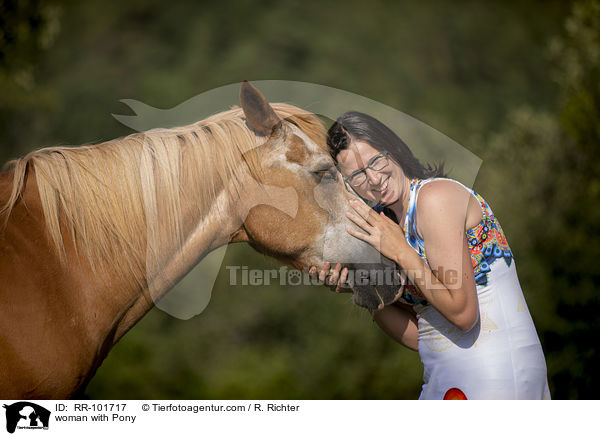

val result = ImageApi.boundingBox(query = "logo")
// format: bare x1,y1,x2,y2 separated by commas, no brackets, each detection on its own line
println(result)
3,402,50,433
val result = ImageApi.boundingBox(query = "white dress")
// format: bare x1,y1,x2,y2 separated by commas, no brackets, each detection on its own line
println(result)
384,177,551,400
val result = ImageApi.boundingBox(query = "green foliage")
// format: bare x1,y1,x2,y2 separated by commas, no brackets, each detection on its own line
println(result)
477,0,600,399
539,0,600,398
0,0,62,163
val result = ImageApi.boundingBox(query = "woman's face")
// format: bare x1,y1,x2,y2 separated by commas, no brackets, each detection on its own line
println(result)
336,139,405,205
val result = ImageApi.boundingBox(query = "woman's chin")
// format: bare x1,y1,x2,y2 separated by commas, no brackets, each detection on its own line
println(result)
378,188,397,205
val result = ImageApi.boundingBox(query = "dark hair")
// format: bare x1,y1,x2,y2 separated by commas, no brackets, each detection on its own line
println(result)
327,111,445,179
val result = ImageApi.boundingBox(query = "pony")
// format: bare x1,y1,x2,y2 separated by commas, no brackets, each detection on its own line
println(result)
0,81,399,398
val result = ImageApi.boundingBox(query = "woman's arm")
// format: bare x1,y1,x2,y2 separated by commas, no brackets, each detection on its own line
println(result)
372,302,418,351
345,180,479,332
395,236,478,331
403,180,479,331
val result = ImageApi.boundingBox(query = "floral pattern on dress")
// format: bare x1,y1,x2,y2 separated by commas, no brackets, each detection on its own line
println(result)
372,178,513,306
465,191,513,286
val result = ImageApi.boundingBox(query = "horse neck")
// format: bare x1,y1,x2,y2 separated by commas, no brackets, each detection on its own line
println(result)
111,180,249,346
0,155,246,350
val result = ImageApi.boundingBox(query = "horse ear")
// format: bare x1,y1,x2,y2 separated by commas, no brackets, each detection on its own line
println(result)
239,80,281,136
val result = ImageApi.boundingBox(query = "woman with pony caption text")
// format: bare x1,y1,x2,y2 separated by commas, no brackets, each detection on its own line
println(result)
310,111,550,400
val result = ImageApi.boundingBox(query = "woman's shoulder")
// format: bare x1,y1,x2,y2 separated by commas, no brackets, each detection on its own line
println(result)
414,178,475,232
416,178,471,210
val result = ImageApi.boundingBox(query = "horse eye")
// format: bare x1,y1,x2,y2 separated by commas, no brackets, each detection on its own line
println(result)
313,168,338,181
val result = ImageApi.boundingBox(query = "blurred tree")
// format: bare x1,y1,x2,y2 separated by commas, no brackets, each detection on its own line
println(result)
0,0,61,79
477,0,600,399
0,0,62,163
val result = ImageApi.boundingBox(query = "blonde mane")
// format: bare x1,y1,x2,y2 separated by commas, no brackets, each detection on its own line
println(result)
0,103,327,286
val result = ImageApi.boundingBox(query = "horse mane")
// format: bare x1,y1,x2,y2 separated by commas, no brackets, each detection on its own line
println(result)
0,103,327,286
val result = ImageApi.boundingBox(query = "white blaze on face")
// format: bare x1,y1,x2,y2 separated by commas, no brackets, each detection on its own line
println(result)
284,125,386,266
286,123,321,154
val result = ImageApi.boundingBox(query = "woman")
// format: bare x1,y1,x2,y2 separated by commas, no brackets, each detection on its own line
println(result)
310,111,550,400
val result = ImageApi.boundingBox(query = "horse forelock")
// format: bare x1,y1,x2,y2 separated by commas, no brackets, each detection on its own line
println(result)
271,103,328,153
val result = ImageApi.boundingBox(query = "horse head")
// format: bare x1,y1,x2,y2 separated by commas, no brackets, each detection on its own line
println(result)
232,81,401,311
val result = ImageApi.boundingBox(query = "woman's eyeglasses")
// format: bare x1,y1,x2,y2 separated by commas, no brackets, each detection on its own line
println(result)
343,150,389,188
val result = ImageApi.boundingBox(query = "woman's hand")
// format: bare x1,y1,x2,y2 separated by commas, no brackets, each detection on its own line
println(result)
345,199,410,264
308,262,352,293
